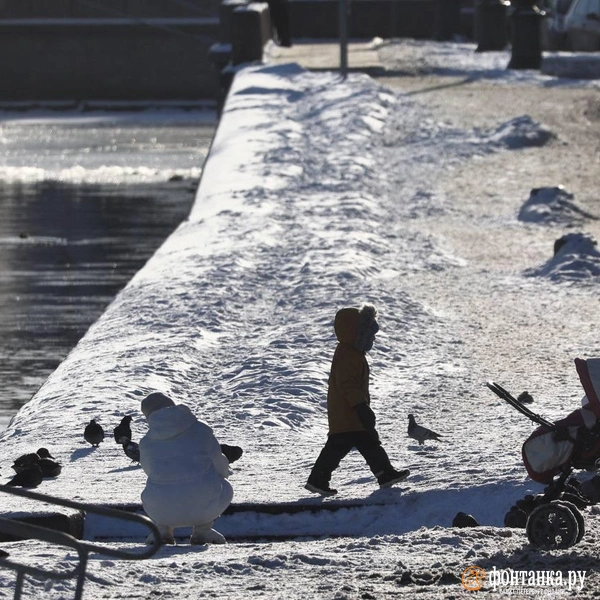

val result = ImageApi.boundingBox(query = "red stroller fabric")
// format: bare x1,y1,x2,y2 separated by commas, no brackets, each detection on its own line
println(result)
575,357,600,418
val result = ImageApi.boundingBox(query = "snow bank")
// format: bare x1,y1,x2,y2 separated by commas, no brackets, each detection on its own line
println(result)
518,186,597,226
0,61,580,534
542,53,600,80
0,40,600,600
527,232,600,282
482,115,556,150
376,38,600,87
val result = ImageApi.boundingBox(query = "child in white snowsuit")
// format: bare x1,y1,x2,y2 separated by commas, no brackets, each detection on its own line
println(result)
139,392,233,545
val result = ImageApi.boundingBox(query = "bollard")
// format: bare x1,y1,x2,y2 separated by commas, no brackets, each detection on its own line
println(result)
508,0,545,69
231,3,270,65
434,0,462,41
474,0,510,51
219,0,250,43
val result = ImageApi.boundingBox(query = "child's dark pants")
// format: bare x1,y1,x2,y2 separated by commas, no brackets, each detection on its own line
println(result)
308,431,393,485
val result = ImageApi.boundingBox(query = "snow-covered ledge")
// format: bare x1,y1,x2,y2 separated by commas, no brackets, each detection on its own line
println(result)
542,52,600,80
0,63,395,526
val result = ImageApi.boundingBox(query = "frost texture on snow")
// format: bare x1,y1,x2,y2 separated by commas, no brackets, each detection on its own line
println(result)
519,186,597,226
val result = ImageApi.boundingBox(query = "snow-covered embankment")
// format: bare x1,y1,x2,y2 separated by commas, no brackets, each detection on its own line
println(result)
0,63,400,530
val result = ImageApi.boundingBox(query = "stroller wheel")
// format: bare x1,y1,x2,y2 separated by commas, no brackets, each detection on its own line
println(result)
560,501,585,544
526,501,580,550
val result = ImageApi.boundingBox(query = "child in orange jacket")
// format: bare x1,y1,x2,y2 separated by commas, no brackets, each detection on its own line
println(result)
305,304,410,495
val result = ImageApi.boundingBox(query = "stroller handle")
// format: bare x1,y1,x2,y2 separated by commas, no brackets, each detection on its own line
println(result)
486,381,556,429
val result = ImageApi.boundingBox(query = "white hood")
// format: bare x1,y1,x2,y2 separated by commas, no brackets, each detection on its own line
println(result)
145,404,196,441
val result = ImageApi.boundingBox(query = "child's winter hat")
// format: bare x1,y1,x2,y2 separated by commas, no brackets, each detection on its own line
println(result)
334,304,378,349
141,392,175,417
355,304,378,351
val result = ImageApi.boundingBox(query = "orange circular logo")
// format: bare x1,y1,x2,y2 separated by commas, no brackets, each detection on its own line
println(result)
462,566,486,591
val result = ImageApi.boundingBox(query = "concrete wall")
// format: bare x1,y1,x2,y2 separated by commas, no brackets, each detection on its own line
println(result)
0,0,441,102
289,0,436,39
0,19,220,101
0,0,221,18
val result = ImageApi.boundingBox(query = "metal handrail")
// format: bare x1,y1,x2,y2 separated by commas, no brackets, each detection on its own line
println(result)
0,485,161,600
0,518,89,600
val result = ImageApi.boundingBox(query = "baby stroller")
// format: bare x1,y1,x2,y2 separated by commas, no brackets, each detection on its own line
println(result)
487,357,600,550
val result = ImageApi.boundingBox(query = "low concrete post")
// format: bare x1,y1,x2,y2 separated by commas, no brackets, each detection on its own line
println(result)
231,3,270,65
219,0,250,43
508,0,545,69
209,0,249,74
474,0,510,51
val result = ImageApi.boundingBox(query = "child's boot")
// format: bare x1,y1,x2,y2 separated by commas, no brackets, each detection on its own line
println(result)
377,468,410,489
191,523,227,545
146,525,175,545
305,479,338,496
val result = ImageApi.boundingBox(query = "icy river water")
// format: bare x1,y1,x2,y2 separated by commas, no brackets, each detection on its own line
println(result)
0,107,217,430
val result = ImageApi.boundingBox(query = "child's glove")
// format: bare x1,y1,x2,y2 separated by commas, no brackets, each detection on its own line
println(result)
355,403,376,431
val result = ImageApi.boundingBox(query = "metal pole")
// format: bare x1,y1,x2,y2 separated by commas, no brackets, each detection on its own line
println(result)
74,552,89,600
339,0,348,78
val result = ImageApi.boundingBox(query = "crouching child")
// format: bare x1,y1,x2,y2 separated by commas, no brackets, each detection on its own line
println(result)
139,392,233,545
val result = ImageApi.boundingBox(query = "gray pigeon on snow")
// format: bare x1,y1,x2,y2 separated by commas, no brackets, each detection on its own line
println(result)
12,450,61,478
408,414,443,445
12,448,54,472
122,440,140,463
84,419,105,447
7,464,43,488
113,415,133,444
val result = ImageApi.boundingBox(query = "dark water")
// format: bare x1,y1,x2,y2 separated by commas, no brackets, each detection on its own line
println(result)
0,109,217,429
0,179,203,423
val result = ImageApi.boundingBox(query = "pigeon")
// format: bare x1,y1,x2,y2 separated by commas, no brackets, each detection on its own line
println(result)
113,415,133,444
37,448,54,460
220,444,243,464
38,458,62,478
12,451,61,478
12,453,38,470
407,414,443,445
517,391,534,404
84,419,105,447
7,464,43,488
122,440,140,463
12,448,55,472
